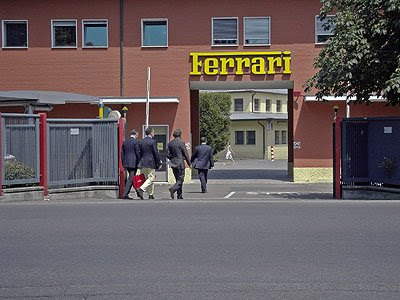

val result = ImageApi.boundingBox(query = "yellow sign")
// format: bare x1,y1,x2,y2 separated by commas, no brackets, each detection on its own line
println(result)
190,51,291,76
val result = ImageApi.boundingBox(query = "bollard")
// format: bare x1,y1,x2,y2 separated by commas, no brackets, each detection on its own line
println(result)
271,145,274,161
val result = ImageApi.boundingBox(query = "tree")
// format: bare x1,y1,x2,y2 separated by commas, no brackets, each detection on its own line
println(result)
199,92,231,154
305,0,400,105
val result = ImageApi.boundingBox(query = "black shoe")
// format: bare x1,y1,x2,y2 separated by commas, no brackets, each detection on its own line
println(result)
168,187,175,199
135,189,141,198
177,195,183,199
149,195,154,200
201,189,207,193
122,195,133,200
137,189,144,200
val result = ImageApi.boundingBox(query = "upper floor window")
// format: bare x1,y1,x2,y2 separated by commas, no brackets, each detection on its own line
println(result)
266,99,271,112
253,98,260,112
142,19,168,47
234,98,243,111
83,20,108,48
52,20,77,48
276,100,282,112
315,15,335,44
2,20,28,48
244,17,270,46
212,17,238,46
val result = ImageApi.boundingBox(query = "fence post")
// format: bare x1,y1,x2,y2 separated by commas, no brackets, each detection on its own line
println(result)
39,113,48,197
118,118,126,199
0,112,2,197
334,115,342,199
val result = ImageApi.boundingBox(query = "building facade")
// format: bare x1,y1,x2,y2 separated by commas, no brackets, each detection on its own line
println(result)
1,0,399,182
215,90,288,160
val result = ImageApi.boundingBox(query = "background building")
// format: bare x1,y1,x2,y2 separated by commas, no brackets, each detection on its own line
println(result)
215,90,288,160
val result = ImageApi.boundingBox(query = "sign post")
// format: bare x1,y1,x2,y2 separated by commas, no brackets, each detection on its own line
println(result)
145,67,150,129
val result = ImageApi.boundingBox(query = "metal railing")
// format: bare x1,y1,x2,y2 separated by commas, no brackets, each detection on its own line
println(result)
47,119,118,188
1,113,40,186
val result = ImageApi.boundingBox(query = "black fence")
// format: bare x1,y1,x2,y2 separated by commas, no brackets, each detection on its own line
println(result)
341,117,400,187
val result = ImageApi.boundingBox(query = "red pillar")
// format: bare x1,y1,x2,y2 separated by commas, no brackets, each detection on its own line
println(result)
190,90,200,148
334,116,342,199
118,118,126,199
39,113,48,197
0,112,2,196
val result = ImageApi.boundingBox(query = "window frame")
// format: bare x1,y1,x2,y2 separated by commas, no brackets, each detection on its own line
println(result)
246,130,256,145
235,131,244,145
211,17,239,47
253,98,260,112
234,98,244,112
51,19,78,48
315,15,335,45
82,19,109,48
266,99,271,112
141,18,168,48
2,20,29,49
243,16,271,46
276,100,282,113
275,130,280,145
281,130,287,144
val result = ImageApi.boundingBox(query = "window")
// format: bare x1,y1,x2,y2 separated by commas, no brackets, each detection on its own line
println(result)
2,20,28,48
276,100,282,112
315,15,335,44
212,17,238,46
275,130,280,144
234,98,243,112
281,130,287,144
246,131,256,145
52,20,77,48
266,99,271,112
83,20,108,47
244,17,270,46
235,131,244,145
142,19,168,47
253,98,260,112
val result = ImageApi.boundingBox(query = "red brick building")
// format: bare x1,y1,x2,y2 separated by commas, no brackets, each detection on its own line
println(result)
1,0,399,182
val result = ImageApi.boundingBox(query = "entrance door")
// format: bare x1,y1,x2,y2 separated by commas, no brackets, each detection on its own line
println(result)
143,125,169,182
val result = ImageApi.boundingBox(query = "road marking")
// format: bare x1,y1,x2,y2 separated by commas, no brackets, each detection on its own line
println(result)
224,192,236,199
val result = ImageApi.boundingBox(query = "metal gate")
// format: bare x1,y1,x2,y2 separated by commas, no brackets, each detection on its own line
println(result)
341,117,400,186
47,119,118,188
1,113,40,185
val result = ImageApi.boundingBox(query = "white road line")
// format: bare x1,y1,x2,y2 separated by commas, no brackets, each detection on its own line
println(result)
224,192,236,199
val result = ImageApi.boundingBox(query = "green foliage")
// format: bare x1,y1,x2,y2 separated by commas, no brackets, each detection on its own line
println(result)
5,160,35,181
199,92,231,154
305,0,400,105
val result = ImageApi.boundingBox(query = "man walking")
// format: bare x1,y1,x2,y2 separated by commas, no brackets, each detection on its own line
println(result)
121,129,140,199
167,129,190,199
137,127,162,200
190,137,214,193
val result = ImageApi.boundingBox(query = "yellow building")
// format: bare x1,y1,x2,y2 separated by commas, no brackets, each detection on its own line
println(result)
220,90,288,160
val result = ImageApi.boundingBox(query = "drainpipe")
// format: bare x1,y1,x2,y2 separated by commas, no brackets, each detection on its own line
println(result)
258,120,266,159
251,91,256,112
120,0,124,97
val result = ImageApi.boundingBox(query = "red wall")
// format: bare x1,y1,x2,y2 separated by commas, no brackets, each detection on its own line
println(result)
1,0,399,168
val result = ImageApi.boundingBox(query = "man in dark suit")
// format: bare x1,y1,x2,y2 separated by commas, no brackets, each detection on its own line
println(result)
190,137,214,193
137,127,162,200
121,129,141,199
167,129,190,199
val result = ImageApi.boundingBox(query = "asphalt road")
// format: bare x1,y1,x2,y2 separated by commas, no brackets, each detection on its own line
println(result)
1,200,400,299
